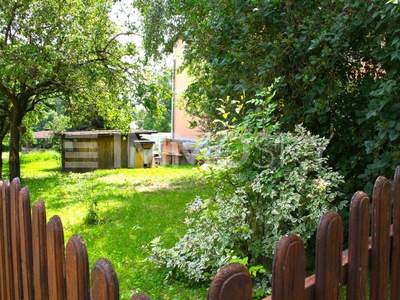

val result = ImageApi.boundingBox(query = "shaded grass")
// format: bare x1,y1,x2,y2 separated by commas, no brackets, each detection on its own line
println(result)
2,151,212,299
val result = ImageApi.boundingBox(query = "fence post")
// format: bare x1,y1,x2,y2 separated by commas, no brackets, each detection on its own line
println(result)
1,181,13,299
271,234,306,300
47,215,66,300
370,176,391,300
207,263,252,300
347,191,369,300
0,181,5,300
315,211,343,300
32,200,49,300
91,259,119,300
392,167,400,300
10,178,23,299
19,187,34,300
66,235,90,300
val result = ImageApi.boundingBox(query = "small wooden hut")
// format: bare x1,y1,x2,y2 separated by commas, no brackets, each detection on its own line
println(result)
60,130,156,172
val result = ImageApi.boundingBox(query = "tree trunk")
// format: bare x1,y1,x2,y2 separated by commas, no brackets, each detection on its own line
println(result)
9,106,24,180
0,119,9,180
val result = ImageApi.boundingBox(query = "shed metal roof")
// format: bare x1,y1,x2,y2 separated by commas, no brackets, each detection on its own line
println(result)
60,129,158,136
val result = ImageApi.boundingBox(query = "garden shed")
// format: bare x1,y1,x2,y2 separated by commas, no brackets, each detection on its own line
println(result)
60,130,157,172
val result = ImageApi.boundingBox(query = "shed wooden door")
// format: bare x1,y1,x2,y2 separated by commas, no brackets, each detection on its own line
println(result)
97,136,114,169
135,148,144,168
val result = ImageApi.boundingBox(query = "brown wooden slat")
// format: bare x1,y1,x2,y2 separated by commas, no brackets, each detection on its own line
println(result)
91,259,119,300
66,235,90,300
392,167,400,300
1,181,13,300
347,191,369,300
370,176,391,300
10,178,22,299
264,241,376,300
0,181,5,300
65,152,99,159
47,215,66,300
32,200,49,300
207,263,252,300
64,141,98,149
19,187,34,300
271,234,306,300
315,212,343,300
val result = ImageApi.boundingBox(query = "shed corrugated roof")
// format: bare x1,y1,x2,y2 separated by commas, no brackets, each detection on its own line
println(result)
60,129,158,136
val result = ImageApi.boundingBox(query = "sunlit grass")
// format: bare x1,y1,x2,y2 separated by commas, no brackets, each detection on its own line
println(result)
2,150,212,299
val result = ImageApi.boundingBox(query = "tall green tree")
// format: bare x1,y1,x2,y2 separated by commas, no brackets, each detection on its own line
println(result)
0,0,138,179
135,0,400,194
135,68,172,132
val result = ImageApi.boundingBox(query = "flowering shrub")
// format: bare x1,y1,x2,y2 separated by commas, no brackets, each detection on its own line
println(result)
150,90,344,293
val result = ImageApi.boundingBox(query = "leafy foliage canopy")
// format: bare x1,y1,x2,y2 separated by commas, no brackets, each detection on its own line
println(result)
135,0,400,194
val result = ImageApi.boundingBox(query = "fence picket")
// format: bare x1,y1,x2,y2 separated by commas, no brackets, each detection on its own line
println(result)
315,212,343,300
392,167,400,300
19,187,34,300
1,181,13,300
10,178,23,299
370,176,391,300
271,234,306,300
0,181,5,300
47,215,66,300
347,191,369,300
0,178,150,300
66,235,90,300
208,263,252,300
91,259,120,300
3,169,400,300
32,200,49,300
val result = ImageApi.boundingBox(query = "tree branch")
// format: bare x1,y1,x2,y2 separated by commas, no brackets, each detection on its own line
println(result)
3,3,22,46
101,32,141,52
22,79,58,99
0,81,15,101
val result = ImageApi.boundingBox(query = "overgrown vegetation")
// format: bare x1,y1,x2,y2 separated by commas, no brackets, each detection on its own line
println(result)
135,0,400,196
150,90,343,297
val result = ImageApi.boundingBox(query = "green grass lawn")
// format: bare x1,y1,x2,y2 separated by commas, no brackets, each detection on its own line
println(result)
1,150,212,299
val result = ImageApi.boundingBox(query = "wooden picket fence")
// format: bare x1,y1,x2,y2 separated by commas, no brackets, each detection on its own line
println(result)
0,178,150,300
205,167,400,300
2,168,400,300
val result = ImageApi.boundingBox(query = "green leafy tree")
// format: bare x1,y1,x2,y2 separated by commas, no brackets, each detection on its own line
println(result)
31,98,71,133
135,68,172,132
0,0,138,179
135,0,400,195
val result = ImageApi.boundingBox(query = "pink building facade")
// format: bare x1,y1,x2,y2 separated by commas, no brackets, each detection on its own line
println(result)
171,40,202,141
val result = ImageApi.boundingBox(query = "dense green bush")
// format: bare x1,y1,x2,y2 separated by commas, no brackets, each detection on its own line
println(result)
135,0,400,197
150,91,343,295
